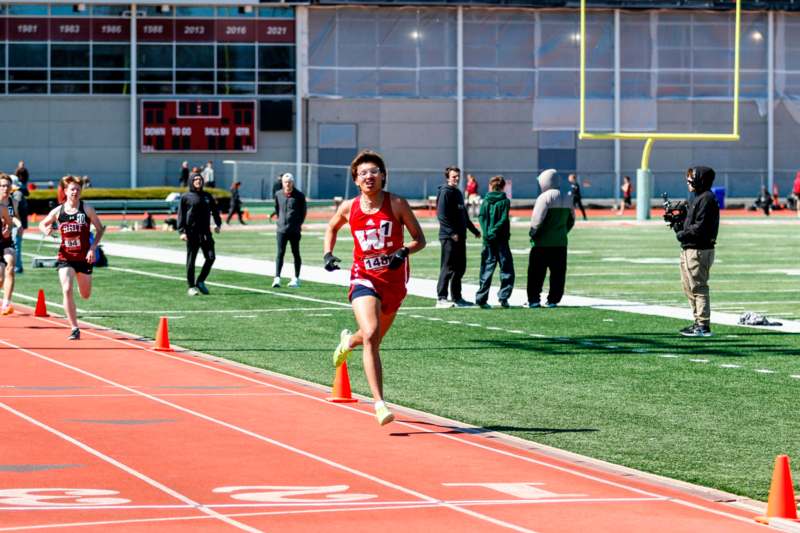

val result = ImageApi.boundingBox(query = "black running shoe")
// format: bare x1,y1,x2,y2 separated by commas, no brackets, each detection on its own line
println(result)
67,328,80,341
680,324,712,337
196,282,210,295
679,323,697,335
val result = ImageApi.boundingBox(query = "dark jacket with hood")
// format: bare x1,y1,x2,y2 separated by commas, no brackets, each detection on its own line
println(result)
529,169,575,247
479,190,510,245
436,184,479,240
177,180,222,236
677,166,719,250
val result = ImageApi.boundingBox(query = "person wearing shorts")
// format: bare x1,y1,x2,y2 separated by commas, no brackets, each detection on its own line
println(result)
323,150,426,426
39,176,105,340
0,174,19,314
0,173,16,315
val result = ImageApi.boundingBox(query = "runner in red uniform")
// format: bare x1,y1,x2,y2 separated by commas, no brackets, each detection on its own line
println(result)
0,174,18,315
324,150,426,425
39,176,105,340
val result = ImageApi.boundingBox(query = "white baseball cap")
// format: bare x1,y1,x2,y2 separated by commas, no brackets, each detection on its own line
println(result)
281,172,294,182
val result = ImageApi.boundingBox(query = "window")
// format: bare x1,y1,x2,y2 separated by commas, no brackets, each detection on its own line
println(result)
218,45,255,69
138,45,173,69
258,46,294,69
9,44,47,68
8,3,48,15
92,5,128,16
176,6,214,17
50,4,89,16
177,45,214,69
93,45,129,68
51,44,90,68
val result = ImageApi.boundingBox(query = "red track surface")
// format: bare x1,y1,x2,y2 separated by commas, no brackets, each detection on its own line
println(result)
0,309,770,532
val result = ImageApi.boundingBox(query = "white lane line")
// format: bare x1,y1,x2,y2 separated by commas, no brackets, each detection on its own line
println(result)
32,315,765,526
232,315,258,319
37,321,669,499
719,364,741,369
754,369,776,374
0,402,259,533
108,266,352,309
0,393,291,399
2,337,538,533
689,359,709,364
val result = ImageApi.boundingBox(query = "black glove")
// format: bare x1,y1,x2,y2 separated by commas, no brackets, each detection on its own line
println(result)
528,228,536,240
387,247,409,270
323,252,341,271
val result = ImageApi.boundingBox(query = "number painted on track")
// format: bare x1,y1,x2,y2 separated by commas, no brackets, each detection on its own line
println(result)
0,488,130,506
213,485,377,503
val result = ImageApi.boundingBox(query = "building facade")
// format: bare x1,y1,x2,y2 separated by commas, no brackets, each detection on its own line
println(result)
1,0,799,200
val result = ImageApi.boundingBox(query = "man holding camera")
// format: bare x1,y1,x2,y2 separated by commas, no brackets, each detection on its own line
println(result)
669,166,719,337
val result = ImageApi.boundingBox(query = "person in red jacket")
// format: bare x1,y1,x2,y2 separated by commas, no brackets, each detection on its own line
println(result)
791,171,800,217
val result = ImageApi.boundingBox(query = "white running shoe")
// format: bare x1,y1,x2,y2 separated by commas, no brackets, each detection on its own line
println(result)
288,277,300,288
375,404,395,426
435,299,455,309
271,277,281,288
187,287,200,296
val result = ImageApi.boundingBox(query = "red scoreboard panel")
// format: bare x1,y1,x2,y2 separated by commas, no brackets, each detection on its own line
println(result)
141,100,257,153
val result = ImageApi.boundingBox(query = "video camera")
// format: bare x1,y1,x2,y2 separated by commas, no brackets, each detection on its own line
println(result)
662,193,687,232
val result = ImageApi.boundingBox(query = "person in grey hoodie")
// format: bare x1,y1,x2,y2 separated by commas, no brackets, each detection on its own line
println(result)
475,175,514,308
527,169,575,308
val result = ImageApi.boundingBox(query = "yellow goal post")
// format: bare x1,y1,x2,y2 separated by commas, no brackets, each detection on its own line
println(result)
578,0,742,171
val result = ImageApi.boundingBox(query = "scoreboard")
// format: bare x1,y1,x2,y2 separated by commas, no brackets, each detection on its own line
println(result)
141,100,257,153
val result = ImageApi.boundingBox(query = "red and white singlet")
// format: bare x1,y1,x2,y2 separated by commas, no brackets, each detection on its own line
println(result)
57,201,91,263
348,193,408,310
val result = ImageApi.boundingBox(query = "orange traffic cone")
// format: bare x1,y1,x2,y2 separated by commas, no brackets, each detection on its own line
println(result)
326,362,358,403
243,208,251,221
756,455,800,524
153,317,174,352
34,289,49,317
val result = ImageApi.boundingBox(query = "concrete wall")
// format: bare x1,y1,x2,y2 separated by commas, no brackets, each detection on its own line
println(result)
3,95,798,201
0,96,295,197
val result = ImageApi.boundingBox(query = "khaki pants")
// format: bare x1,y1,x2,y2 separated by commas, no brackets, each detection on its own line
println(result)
679,248,715,326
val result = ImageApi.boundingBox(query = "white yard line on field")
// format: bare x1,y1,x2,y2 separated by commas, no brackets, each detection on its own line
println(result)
22,234,800,333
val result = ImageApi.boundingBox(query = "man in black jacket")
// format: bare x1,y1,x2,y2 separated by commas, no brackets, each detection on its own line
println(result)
673,166,719,337
436,166,480,308
177,173,222,296
270,173,307,288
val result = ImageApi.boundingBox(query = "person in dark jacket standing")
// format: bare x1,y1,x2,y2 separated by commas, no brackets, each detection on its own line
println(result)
527,169,575,308
177,173,222,296
179,161,189,187
435,166,480,308
226,180,245,224
271,172,307,288
475,175,514,309
672,166,719,337
568,173,587,221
